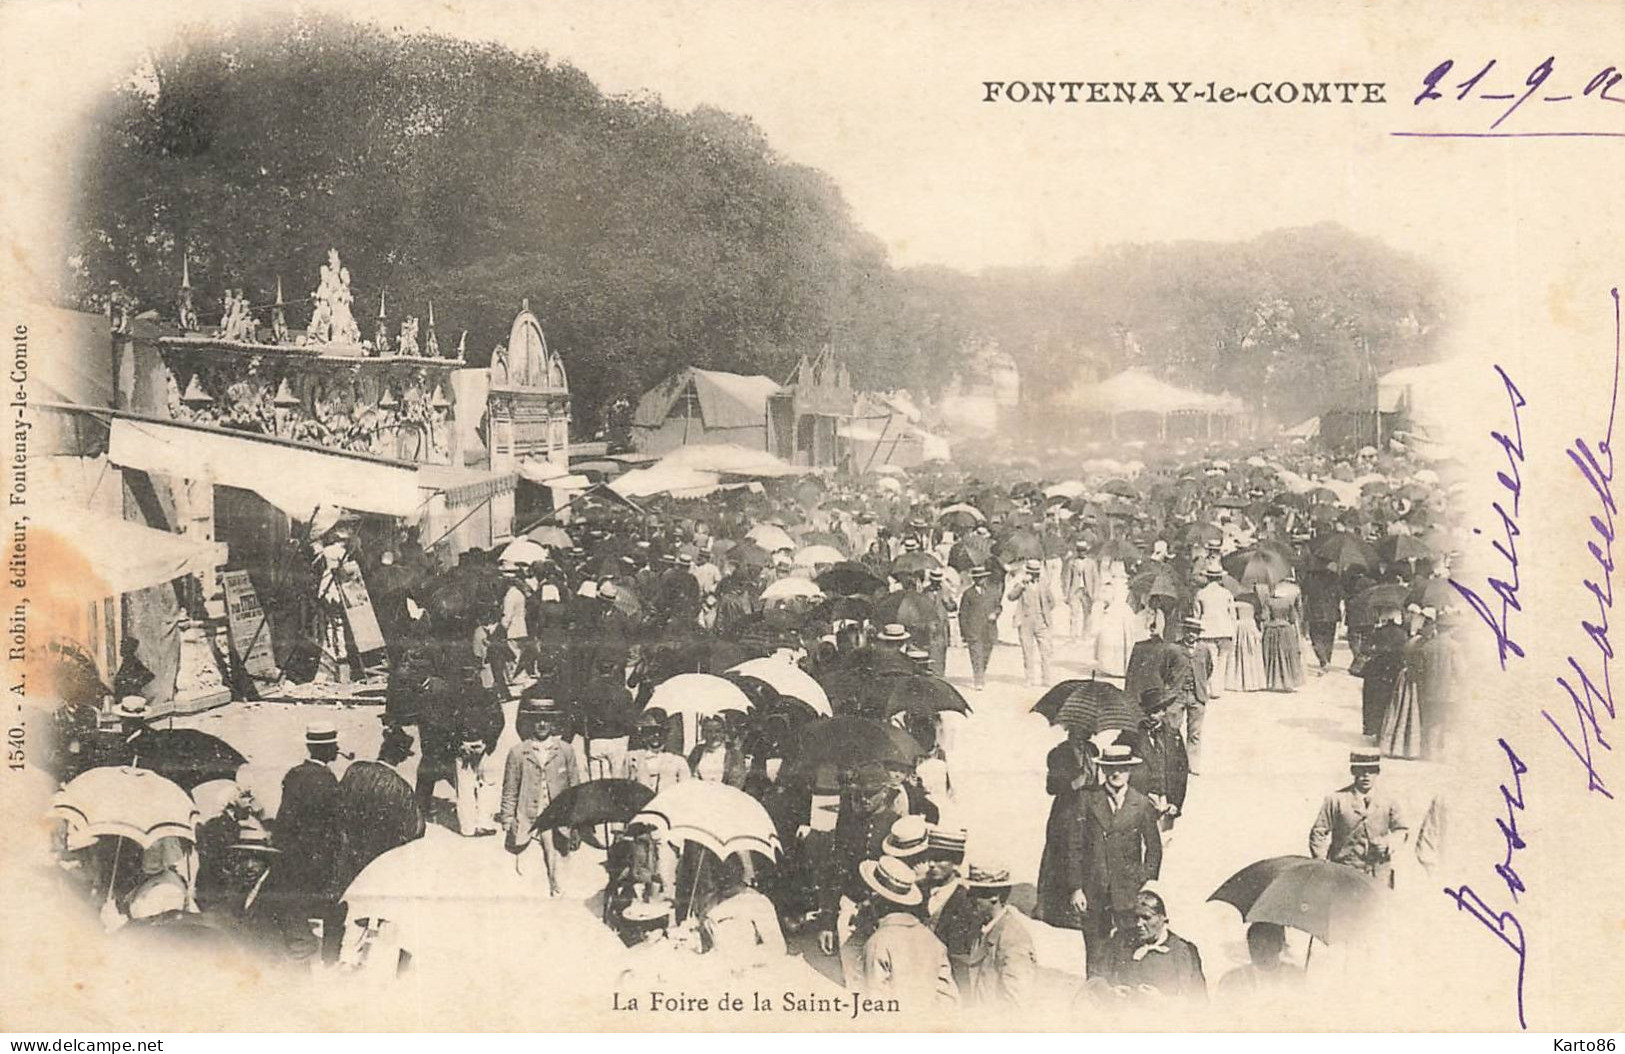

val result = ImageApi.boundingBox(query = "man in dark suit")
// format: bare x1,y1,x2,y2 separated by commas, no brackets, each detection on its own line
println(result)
816,764,902,986
957,566,1000,691
1129,688,1190,835
1302,556,1344,671
273,720,344,961
1067,743,1163,979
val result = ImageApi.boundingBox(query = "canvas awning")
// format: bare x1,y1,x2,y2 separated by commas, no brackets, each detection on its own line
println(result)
109,417,424,519
42,512,227,595
632,368,781,430
416,464,518,508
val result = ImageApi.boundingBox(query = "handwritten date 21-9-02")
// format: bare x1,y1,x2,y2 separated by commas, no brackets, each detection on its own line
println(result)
1405,57,1625,137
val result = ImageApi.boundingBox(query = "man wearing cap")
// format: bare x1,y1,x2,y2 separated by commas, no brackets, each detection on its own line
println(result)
1192,562,1237,697
1068,743,1163,979
1130,688,1189,835
963,863,1037,1011
816,764,903,986
498,699,582,896
274,721,345,959
1309,752,1409,886
1063,539,1101,644
957,566,1000,691
1006,558,1054,688
859,855,960,1008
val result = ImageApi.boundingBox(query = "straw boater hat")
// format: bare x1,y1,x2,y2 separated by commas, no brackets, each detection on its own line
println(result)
927,568,945,582
926,825,967,862
622,898,674,924
231,816,278,855
882,815,931,860
901,537,922,552
1075,538,1091,550
860,855,924,907
1096,743,1143,768
875,623,911,643
599,580,620,600
305,720,338,748
113,696,149,721
676,553,693,567
1023,558,1042,573
968,565,990,580
1180,615,1205,637
1350,750,1381,773
963,863,1014,892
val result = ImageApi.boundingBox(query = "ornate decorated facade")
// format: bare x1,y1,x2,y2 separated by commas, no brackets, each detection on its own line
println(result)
486,300,571,470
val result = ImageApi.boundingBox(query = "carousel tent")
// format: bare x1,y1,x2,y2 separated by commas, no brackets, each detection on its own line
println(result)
1059,369,1246,440
1377,360,1461,439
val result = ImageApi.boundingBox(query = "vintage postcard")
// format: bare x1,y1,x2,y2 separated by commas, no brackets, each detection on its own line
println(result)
1,0,1621,1034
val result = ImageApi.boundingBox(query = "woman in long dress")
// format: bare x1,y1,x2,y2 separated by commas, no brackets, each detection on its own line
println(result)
1357,607,1409,739
1261,581,1305,692
1091,571,1144,679
1034,724,1093,928
1379,614,1430,759
1226,593,1267,691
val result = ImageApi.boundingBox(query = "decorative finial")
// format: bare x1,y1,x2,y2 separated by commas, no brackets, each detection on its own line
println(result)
457,330,467,359
521,297,530,313
275,276,284,304
427,300,435,327
181,256,191,289
378,288,387,319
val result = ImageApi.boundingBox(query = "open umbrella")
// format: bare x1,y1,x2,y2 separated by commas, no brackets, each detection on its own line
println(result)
534,778,654,833
52,767,198,849
997,529,1044,562
883,674,971,718
728,541,773,568
746,525,796,552
761,577,824,602
525,525,574,549
1378,535,1430,563
816,562,886,597
1030,679,1095,723
1095,538,1142,565
644,674,753,719
726,657,834,716
1099,479,1138,498
1313,533,1379,571
781,716,922,781
793,544,846,567
1208,855,1380,945
1129,568,1183,603
499,538,549,567
132,729,248,791
1226,548,1292,586
1051,681,1139,735
812,594,875,624
631,780,782,860
889,551,941,575
937,503,986,529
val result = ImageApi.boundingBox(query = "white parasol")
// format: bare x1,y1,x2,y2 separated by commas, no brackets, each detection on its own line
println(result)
631,780,782,861
51,766,198,849
726,657,833,716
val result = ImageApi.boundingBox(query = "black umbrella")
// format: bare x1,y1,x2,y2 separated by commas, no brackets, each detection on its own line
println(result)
780,717,923,782
534,778,655,833
1049,680,1139,735
883,674,971,718
812,594,875,623
817,562,887,597
1030,679,1094,723
1378,535,1430,563
132,729,248,790
1209,855,1379,945
889,551,941,575
1313,533,1379,571
997,529,1044,562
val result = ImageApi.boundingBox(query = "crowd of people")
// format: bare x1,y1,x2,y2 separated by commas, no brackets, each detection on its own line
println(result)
34,438,1466,1016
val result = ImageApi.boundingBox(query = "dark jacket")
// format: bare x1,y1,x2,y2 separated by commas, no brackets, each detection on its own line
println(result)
1068,785,1163,913
274,759,341,898
1303,568,1343,625
1129,722,1190,812
957,583,1001,643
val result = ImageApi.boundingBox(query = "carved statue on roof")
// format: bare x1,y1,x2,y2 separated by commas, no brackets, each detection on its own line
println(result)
490,342,510,386
307,249,362,345
220,289,259,342
398,316,420,357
